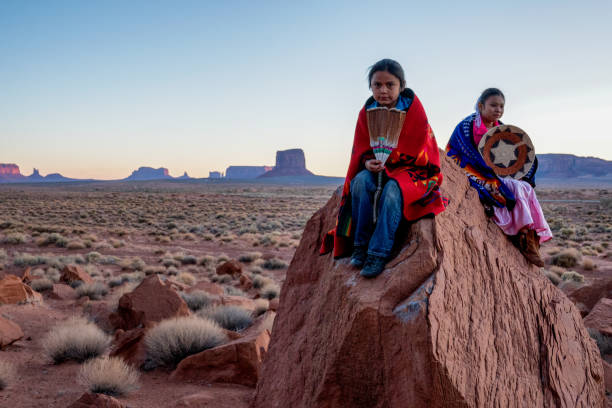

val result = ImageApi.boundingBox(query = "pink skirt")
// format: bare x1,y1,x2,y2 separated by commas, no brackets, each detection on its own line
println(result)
493,179,553,243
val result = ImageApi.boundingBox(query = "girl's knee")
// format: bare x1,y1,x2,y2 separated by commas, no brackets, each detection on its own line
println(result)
382,181,402,205
351,170,374,193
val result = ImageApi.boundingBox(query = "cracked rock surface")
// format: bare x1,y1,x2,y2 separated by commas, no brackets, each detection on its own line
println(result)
252,151,604,408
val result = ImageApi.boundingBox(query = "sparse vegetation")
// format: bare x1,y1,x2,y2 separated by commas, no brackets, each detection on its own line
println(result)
253,298,269,316
42,317,111,363
144,317,227,368
78,356,140,396
551,248,582,268
260,283,281,300
177,272,196,286
200,305,253,332
180,290,216,311
561,271,584,283
262,257,288,270
76,282,109,300
30,278,54,292
588,328,612,357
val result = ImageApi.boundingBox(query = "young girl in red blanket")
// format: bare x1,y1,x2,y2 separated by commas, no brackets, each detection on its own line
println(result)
320,59,447,278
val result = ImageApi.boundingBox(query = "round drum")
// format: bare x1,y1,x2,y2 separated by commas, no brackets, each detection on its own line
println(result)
478,124,535,179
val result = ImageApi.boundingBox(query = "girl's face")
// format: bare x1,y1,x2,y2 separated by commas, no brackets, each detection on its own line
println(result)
370,71,401,108
479,95,505,124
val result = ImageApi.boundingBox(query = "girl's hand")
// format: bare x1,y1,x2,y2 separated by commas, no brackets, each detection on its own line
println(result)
365,159,384,173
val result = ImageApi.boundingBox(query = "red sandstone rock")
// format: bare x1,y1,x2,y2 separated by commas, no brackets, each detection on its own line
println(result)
239,275,253,291
67,392,126,408
187,281,224,296
48,283,78,300
216,260,242,276
561,277,612,315
60,265,94,285
585,298,612,336
222,295,255,311
0,275,42,304
0,315,23,348
109,275,190,330
170,313,274,386
21,267,36,284
175,388,252,407
268,298,279,312
258,149,314,178
605,361,612,396
110,328,148,368
252,152,605,407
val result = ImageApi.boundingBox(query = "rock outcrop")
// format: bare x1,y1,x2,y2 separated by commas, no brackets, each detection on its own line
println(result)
0,275,42,304
0,316,24,348
109,275,190,330
0,163,24,181
67,392,126,408
60,265,94,285
225,166,272,179
584,298,612,336
252,150,604,407
258,149,314,178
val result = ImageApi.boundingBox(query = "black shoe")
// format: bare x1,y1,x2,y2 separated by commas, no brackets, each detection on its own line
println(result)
350,246,367,269
360,254,387,278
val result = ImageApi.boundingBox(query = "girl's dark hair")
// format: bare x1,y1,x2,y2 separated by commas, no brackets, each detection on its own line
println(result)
478,88,505,106
367,59,406,90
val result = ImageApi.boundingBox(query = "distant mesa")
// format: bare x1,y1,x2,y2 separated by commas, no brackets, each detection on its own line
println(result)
123,166,190,181
225,166,273,180
0,164,76,183
209,171,223,179
537,154,612,178
177,171,191,180
258,148,314,178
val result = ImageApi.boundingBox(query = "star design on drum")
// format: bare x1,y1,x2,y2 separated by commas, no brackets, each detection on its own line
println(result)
489,139,517,168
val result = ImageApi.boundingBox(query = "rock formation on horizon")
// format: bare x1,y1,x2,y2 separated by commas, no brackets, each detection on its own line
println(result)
538,153,612,178
0,164,75,183
225,166,273,179
258,148,314,178
252,151,604,407
124,166,172,181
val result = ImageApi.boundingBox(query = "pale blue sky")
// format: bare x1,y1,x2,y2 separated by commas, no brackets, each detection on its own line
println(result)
1,0,611,179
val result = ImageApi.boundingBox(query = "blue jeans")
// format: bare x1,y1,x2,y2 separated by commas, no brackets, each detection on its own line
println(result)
350,169,403,258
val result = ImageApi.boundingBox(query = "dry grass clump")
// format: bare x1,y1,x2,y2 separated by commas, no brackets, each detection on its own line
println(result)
561,271,585,283
144,317,227,368
180,290,217,311
260,283,281,300
161,258,181,268
30,278,54,292
262,257,288,270
582,259,596,271
0,360,16,390
177,272,196,286
200,305,253,332
253,298,269,317
42,317,111,363
67,240,86,250
76,282,109,300
1,232,27,244
238,252,263,263
224,286,246,297
36,233,68,247
144,265,166,275
551,248,582,268
118,257,145,271
78,356,139,396
543,270,562,286
588,328,612,357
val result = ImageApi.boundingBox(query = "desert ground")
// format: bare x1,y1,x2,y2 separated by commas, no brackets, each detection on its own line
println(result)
0,182,610,407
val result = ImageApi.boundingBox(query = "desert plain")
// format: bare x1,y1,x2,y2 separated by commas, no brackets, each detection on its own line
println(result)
0,181,610,407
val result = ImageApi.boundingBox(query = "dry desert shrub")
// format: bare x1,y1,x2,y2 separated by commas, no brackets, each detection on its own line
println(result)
0,360,16,390
85,251,102,263
543,270,561,286
119,257,145,271
161,258,181,268
13,253,49,267
551,248,582,268
36,233,68,247
260,283,280,300
588,328,612,357
42,317,111,363
144,316,227,368
262,257,288,270
582,259,596,270
252,274,272,289
198,255,216,268
78,356,139,396
238,251,262,263
1,232,27,244
561,271,584,283
180,290,216,311
200,305,253,332
76,282,109,300
177,272,196,286
67,240,86,250
30,278,54,292
253,298,269,317
166,266,178,276
224,286,246,297
144,265,166,275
